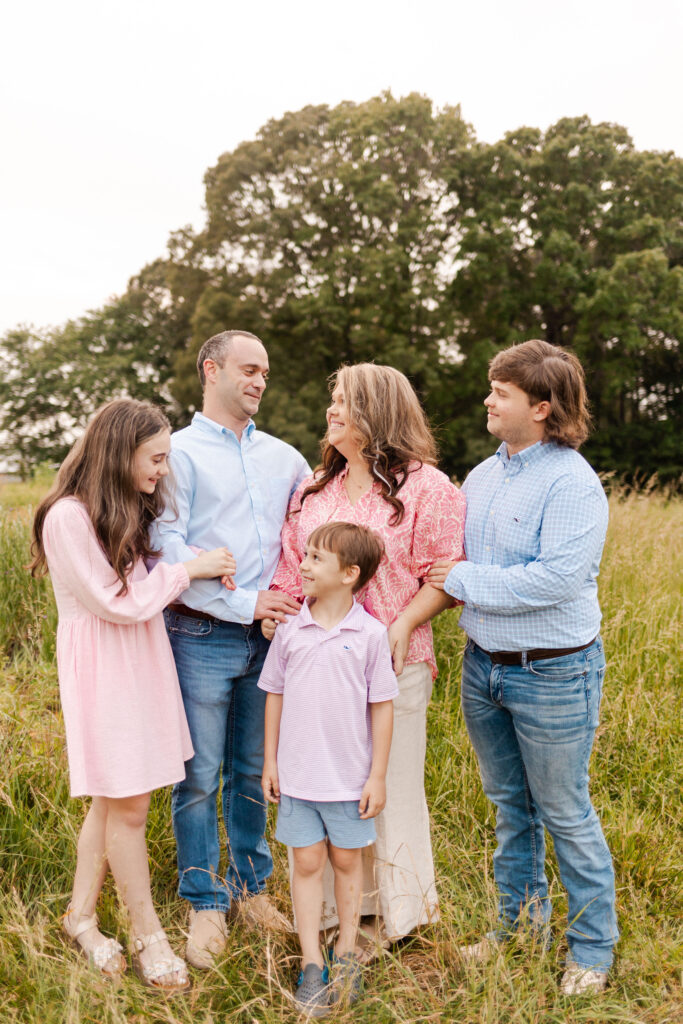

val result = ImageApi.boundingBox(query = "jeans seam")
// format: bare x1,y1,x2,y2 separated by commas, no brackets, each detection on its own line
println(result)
522,763,538,891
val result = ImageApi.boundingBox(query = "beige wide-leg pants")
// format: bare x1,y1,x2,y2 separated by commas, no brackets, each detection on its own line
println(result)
288,660,439,941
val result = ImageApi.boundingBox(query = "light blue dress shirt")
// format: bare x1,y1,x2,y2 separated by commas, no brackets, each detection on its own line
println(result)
444,441,608,650
152,412,310,624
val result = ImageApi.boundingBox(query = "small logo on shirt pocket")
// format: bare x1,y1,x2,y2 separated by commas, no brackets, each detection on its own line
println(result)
343,644,351,651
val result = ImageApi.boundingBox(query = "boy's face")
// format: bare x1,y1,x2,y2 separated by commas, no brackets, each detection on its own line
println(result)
299,543,357,598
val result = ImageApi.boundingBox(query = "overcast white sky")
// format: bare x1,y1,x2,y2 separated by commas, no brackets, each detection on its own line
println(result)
1,0,681,337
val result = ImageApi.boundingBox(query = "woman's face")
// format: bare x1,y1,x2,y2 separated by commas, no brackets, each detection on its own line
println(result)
326,383,360,458
133,429,171,493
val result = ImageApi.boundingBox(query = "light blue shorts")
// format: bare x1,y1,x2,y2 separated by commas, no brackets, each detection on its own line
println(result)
275,794,376,849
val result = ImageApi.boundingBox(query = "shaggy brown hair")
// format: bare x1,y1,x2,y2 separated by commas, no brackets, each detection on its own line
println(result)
299,363,437,525
307,522,385,593
489,339,592,449
31,399,172,594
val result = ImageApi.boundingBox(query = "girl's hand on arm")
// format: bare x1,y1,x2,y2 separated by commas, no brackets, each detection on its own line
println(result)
185,547,236,581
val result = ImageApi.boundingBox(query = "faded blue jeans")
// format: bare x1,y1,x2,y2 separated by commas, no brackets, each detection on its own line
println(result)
461,636,618,971
165,609,272,911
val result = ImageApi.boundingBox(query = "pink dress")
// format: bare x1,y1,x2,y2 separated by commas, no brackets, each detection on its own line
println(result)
272,463,466,677
43,497,194,798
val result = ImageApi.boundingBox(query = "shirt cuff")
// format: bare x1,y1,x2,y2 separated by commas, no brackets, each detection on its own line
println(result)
225,586,259,624
444,563,467,601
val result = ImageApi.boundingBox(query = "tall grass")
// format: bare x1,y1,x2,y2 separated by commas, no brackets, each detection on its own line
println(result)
0,483,681,1023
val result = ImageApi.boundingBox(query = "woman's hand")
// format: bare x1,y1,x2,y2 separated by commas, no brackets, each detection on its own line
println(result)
261,618,278,641
185,547,236,581
425,559,458,590
388,614,413,676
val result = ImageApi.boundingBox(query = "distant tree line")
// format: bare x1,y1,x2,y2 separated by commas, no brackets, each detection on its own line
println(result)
1,93,681,482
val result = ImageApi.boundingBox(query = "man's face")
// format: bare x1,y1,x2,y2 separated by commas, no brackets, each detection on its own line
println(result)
207,335,269,424
484,379,548,454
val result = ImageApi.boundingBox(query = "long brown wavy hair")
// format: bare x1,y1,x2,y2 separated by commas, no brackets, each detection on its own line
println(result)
31,399,172,594
299,364,437,525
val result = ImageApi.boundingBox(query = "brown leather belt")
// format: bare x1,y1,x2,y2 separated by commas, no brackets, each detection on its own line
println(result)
167,602,215,622
477,638,596,665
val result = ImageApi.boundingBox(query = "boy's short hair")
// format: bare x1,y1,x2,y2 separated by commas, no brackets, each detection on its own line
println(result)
307,522,385,593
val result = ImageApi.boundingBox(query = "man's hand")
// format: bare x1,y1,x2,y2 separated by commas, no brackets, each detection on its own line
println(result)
262,761,281,804
425,559,458,590
254,590,301,622
388,614,412,676
359,774,386,819
261,617,278,641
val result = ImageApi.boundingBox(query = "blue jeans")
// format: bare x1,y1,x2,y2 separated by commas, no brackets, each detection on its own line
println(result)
165,609,272,911
461,637,618,971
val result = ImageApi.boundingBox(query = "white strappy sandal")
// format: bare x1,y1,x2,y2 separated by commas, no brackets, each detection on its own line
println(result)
132,929,190,993
62,906,126,978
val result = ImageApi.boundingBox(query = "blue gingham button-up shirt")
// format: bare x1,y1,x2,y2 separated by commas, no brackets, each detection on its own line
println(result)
444,441,608,651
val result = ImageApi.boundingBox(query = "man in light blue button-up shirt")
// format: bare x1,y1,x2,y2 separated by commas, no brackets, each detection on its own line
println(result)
428,340,618,995
153,330,309,966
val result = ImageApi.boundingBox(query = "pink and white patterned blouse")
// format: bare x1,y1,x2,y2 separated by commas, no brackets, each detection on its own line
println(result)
271,463,466,678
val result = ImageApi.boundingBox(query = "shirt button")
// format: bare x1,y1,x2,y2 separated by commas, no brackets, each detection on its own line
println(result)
486,546,490,551
479,617,484,623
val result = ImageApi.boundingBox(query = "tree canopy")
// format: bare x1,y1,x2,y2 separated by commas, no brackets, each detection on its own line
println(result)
1,94,681,482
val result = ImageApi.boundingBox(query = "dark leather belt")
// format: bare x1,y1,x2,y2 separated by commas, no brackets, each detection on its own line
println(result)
167,602,215,622
477,638,596,665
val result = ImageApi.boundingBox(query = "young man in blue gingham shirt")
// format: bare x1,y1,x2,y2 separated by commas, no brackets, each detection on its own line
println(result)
427,339,618,997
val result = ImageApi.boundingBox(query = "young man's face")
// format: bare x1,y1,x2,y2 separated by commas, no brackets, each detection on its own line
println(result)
484,379,548,455
299,543,356,599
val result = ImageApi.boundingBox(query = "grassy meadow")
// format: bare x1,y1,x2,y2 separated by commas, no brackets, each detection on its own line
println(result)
0,477,681,1023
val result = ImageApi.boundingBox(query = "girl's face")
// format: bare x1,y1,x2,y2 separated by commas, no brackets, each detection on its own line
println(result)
133,429,171,493
326,383,361,459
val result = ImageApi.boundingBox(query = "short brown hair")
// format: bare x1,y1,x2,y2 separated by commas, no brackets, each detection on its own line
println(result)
306,522,385,593
196,330,263,388
489,339,591,449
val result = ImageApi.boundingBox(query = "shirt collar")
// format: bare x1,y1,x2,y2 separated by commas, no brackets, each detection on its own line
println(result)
296,597,364,633
192,411,256,441
495,440,546,469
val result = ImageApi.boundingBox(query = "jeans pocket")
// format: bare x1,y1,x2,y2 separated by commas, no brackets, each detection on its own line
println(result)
166,612,213,638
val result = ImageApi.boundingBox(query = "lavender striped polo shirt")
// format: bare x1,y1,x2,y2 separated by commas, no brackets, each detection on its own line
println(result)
258,598,399,801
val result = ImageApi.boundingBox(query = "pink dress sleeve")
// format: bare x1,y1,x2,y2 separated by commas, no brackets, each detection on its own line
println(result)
410,470,466,579
44,499,190,624
270,480,310,601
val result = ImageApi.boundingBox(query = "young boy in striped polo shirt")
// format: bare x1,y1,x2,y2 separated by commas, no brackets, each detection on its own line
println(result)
259,521,398,1016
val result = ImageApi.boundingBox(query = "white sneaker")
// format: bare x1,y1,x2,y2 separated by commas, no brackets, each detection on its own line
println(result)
560,964,608,995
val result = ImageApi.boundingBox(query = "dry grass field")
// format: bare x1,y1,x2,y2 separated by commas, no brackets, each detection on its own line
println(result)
0,477,681,1023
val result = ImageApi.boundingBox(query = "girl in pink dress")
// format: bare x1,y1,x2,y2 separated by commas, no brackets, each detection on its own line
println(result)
31,399,236,992
265,364,466,956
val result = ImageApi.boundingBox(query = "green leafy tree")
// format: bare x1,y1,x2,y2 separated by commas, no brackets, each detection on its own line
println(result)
444,116,683,477
169,92,473,464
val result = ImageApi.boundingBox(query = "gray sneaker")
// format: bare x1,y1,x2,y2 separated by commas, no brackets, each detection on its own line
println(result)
294,963,332,1017
328,950,362,1005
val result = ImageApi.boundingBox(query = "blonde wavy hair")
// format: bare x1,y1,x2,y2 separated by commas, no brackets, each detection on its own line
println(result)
299,363,437,525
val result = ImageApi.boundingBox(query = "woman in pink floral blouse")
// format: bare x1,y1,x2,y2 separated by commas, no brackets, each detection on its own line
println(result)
269,363,466,954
